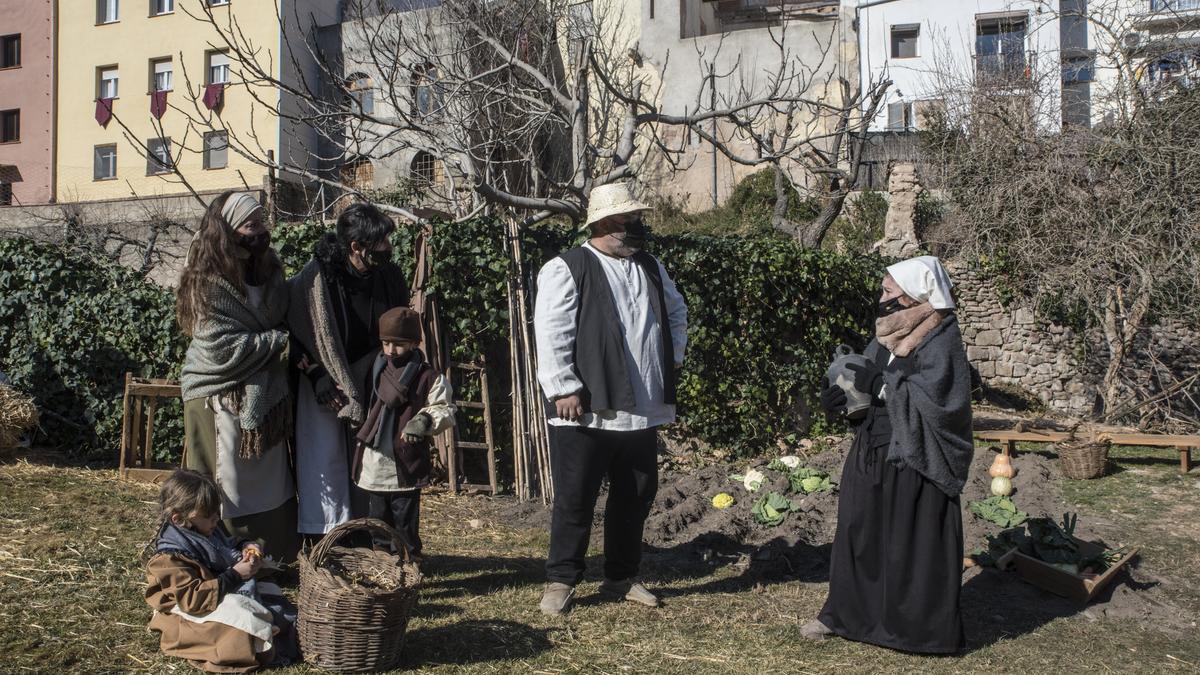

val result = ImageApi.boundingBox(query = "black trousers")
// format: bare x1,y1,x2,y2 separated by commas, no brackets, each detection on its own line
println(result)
545,425,658,586
366,489,422,557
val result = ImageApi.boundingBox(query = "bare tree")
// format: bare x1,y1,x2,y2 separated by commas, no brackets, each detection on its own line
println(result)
921,1,1200,425
156,0,887,232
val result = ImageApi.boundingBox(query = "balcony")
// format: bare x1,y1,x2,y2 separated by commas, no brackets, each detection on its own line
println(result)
974,51,1034,88
1134,0,1200,31
709,0,839,23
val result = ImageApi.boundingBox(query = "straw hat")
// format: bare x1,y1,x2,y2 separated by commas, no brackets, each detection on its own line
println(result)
585,182,653,227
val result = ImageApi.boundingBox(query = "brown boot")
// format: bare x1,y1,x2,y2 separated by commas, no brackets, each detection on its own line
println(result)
539,582,576,616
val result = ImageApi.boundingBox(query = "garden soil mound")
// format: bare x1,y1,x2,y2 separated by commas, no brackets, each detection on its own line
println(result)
493,437,1189,633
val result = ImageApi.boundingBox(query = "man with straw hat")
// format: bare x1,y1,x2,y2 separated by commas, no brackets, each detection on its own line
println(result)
533,181,689,615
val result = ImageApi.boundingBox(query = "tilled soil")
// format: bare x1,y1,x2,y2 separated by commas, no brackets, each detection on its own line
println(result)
493,437,1193,634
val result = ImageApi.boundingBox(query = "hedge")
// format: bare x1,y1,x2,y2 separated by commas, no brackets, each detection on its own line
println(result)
0,238,186,458
1,220,885,461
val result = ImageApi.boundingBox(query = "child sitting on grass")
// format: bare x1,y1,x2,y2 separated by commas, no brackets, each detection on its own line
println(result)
145,469,298,672
353,307,457,562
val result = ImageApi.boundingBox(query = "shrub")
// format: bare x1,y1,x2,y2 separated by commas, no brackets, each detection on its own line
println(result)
0,238,186,458
4,217,885,462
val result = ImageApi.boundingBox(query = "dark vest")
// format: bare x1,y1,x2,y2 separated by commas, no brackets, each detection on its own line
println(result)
552,247,677,413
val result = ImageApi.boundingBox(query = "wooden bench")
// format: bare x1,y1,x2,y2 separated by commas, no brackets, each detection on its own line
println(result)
974,428,1200,473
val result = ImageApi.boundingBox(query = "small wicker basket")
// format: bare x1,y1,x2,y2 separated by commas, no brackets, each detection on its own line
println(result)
298,518,421,672
1056,438,1110,480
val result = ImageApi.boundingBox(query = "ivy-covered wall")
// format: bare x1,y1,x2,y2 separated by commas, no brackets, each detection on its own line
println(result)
0,219,886,462
0,238,187,458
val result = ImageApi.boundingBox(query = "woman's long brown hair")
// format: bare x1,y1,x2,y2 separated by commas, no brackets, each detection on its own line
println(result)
175,191,281,336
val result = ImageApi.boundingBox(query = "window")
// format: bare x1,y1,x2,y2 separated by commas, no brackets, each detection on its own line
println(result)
99,67,119,99
0,183,11,206
347,74,374,114
976,15,1028,81
207,51,230,85
410,151,438,184
0,110,18,143
567,1,595,41
890,24,919,59
146,137,172,175
1,35,20,69
203,131,228,169
98,0,120,24
151,0,173,14
94,144,117,180
151,58,173,92
411,63,441,116
209,0,230,5
887,101,914,131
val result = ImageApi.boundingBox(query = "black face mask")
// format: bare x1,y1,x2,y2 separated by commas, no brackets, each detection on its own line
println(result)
618,219,650,251
367,248,393,268
238,232,270,258
878,297,906,317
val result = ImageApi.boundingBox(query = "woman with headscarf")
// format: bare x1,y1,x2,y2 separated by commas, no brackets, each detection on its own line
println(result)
287,203,409,537
802,255,974,653
177,191,299,562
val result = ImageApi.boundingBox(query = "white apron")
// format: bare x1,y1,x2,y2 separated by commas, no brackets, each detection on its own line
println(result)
210,396,294,520
294,377,354,534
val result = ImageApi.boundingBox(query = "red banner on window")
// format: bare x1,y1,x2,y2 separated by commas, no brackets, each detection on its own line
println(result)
151,91,168,119
95,98,114,127
202,83,225,111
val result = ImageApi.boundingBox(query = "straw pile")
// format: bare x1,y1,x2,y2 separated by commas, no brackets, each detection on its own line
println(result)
0,384,39,450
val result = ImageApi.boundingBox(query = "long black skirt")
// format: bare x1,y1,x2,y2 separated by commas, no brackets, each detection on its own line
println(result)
818,425,966,654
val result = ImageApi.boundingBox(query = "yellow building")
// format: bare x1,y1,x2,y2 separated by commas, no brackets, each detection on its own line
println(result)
56,0,336,203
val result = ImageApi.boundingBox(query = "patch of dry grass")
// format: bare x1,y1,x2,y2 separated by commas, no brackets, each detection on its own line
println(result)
1,455,1198,673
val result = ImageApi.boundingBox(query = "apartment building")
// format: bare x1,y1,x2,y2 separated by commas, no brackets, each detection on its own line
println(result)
0,0,56,206
55,0,337,204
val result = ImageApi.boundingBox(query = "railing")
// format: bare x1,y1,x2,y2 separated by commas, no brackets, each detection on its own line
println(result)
975,52,1032,85
1150,0,1200,11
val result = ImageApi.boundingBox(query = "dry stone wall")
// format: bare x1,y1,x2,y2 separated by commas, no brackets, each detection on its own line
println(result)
948,261,1200,419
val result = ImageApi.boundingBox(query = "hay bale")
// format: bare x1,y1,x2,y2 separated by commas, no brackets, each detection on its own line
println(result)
0,384,39,450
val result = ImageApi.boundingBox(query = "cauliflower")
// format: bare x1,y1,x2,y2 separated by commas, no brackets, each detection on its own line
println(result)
777,455,801,469
742,468,766,492
712,493,735,509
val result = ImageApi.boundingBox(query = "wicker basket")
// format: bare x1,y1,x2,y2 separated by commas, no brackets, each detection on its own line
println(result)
298,518,421,672
1056,440,1110,480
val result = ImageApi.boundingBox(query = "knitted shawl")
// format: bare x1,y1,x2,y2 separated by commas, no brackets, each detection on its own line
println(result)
180,271,292,457
870,315,975,496
287,259,366,425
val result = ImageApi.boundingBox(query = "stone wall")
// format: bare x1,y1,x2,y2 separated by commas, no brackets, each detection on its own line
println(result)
949,261,1200,420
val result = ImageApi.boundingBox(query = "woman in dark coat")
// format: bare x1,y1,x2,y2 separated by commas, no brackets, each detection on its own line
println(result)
803,255,974,654
287,203,409,536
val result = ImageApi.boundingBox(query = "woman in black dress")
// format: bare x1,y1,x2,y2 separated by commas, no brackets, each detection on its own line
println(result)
803,255,974,654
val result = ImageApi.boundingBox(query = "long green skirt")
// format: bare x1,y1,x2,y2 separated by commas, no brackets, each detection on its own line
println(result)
183,397,301,563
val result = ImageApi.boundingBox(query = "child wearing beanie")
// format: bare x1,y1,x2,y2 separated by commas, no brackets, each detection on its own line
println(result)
353,307,456,561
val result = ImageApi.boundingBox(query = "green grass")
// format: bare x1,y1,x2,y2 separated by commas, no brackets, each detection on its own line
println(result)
2,453,1199,673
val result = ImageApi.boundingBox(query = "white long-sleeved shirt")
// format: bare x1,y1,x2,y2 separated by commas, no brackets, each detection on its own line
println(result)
534,243,688,430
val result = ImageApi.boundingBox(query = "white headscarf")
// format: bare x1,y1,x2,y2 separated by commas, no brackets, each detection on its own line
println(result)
886,255,956,310
221,192,264,231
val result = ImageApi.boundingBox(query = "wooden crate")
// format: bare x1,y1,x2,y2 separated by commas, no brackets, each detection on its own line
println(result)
997,538,1140,604
118,373,183,483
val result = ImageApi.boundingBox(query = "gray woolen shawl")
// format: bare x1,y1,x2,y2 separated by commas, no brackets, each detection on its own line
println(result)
180,271,292,456
867,315,974,496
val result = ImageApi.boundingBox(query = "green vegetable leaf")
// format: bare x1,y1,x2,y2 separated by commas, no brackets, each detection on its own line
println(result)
968,496,1030,528
751,491,795,527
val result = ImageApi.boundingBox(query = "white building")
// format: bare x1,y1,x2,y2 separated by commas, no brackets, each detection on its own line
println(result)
855,0,1122,132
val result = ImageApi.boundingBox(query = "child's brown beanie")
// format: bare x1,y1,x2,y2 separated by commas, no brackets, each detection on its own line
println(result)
379,307,422,342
